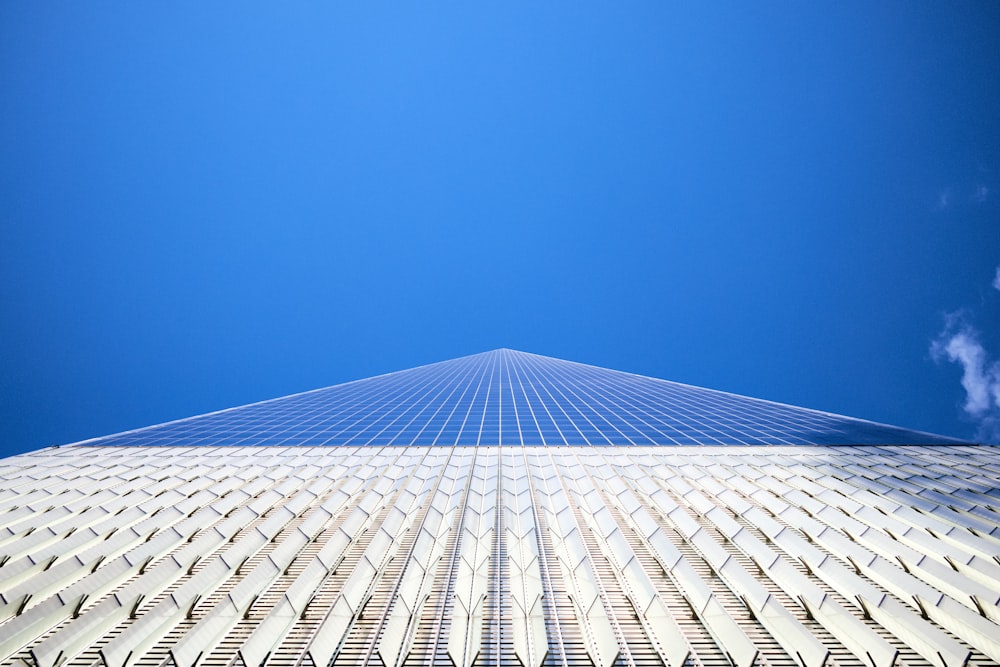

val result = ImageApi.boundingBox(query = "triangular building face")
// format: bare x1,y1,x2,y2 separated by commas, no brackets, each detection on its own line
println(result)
1,350,997,667
88,349,962,447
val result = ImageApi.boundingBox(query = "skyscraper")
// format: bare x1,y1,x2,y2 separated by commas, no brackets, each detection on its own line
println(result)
1,349,997,667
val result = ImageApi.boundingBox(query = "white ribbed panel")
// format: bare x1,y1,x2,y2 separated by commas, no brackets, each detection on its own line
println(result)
0,444,997,667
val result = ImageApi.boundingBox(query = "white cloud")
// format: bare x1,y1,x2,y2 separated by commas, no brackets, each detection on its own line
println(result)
931,314,1000,442
974,184,990,203
932,324,993,414
993,265,1000,292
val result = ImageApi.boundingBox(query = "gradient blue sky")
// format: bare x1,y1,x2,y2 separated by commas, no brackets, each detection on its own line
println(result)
2,3,999,456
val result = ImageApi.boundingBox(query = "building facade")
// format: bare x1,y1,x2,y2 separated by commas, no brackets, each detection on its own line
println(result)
0,350,998,667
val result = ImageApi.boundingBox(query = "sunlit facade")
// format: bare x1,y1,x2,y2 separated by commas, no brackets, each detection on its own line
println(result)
1,350,997,667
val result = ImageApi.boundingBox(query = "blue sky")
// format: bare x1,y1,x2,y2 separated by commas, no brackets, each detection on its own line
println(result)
2,2,999,456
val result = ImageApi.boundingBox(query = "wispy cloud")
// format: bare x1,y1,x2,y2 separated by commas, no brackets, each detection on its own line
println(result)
937,190,951,210
931,312,1000,442
935,183,993,210
993,265,1000,292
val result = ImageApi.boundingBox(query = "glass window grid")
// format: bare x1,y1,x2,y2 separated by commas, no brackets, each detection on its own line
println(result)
76,350,967,449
